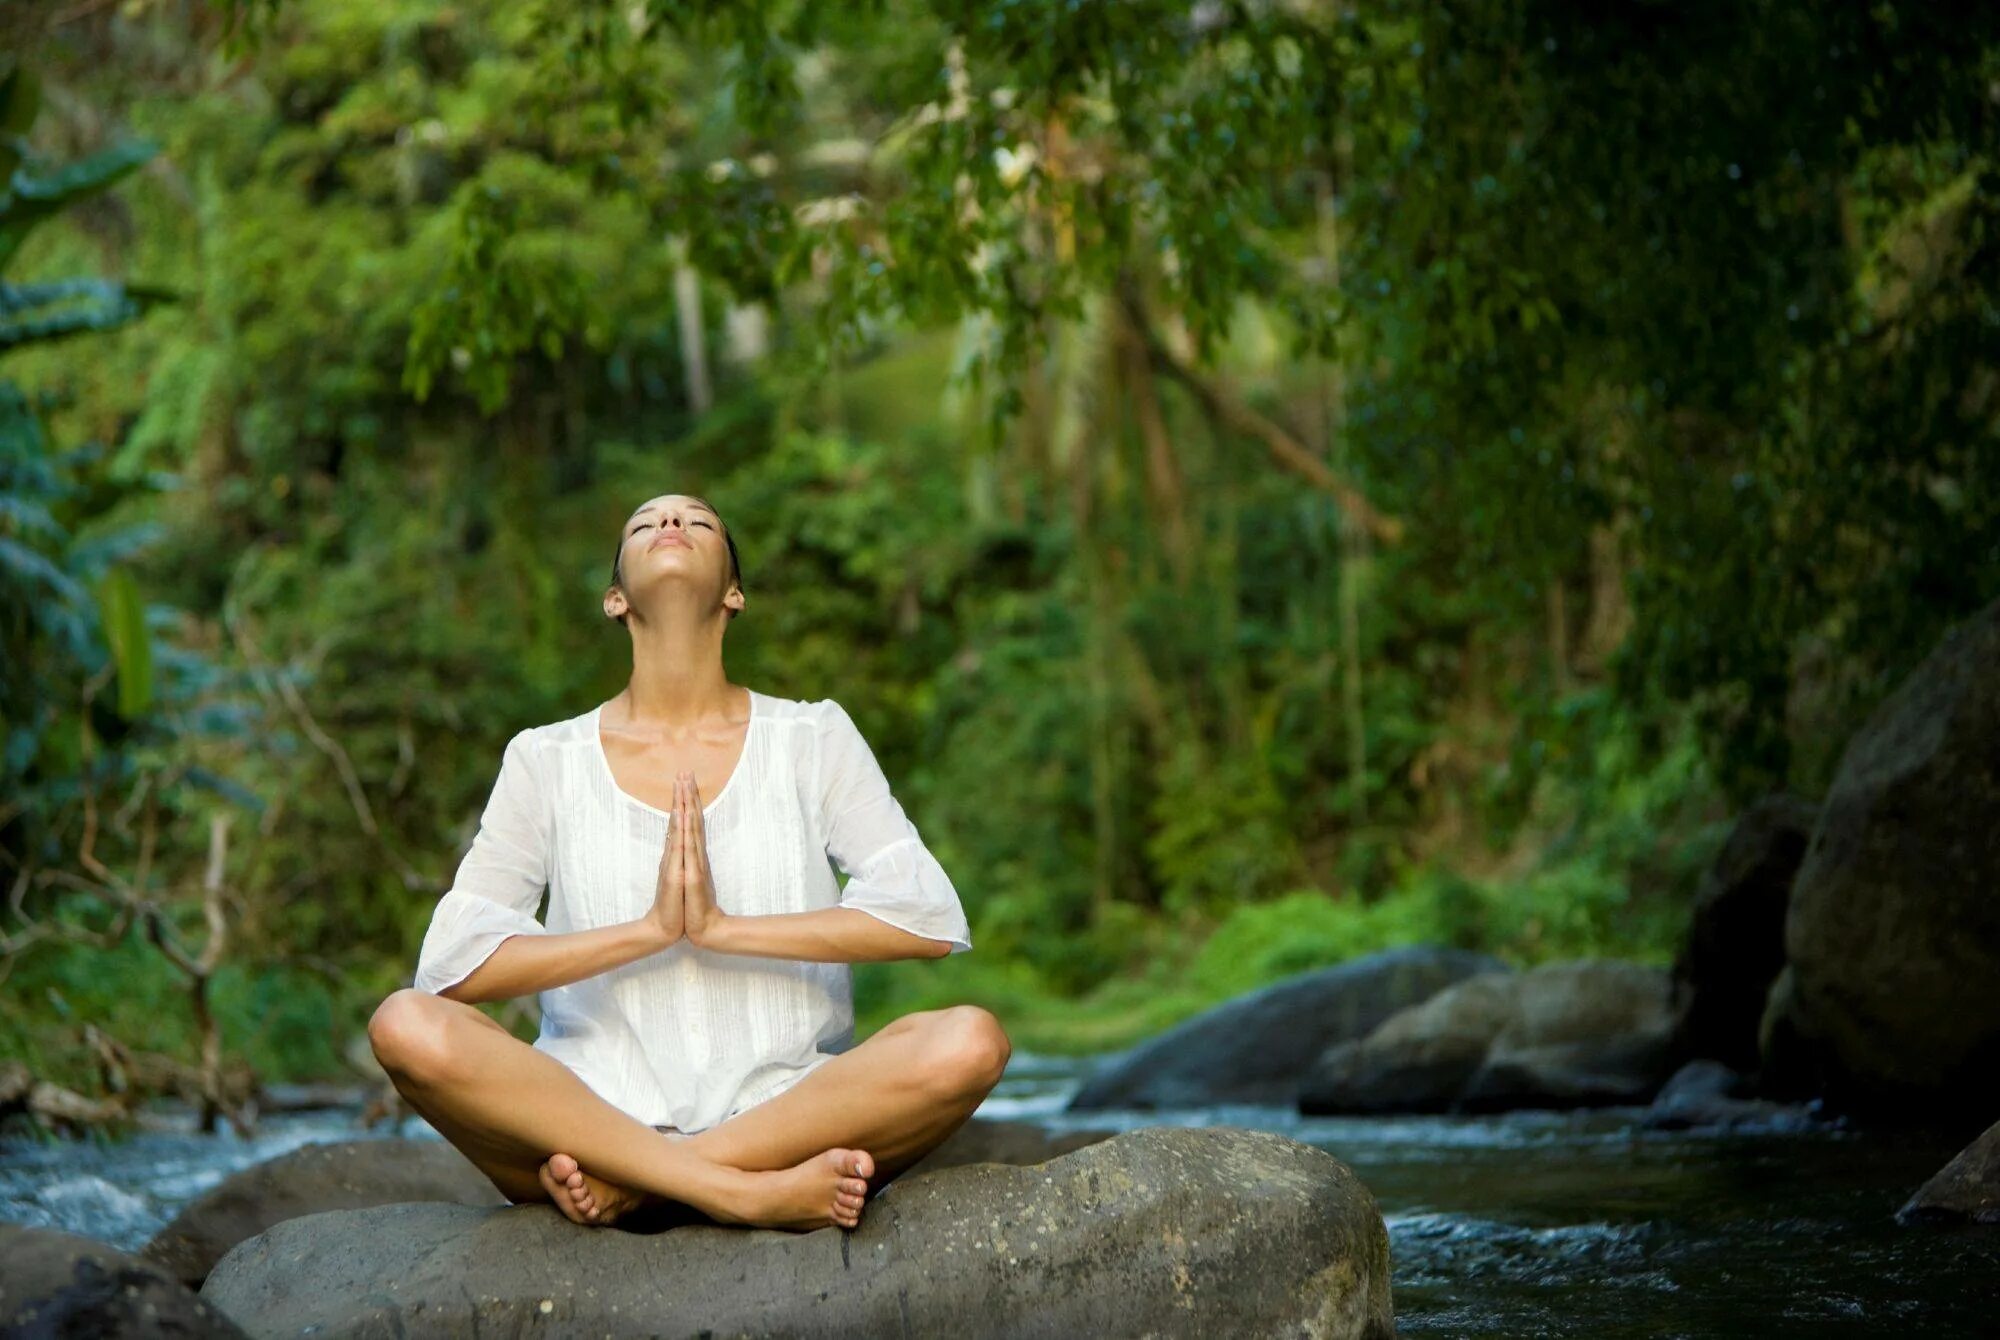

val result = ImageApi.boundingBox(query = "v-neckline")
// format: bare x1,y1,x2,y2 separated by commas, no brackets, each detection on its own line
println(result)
591,689,759,821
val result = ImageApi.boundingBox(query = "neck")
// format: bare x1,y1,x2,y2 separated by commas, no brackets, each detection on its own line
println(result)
618,592,737,726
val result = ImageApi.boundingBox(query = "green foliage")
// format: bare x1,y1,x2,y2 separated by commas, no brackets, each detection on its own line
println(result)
0,935,354,1089
94,567,154,718
1187,887,1458,1003
1144,740,1301,919
405,182,590,413
0,67,186,837
3,3,1994,1096
387,0,1348,414
0,64,169,347
0,59,257,1116
1336,2,2000,800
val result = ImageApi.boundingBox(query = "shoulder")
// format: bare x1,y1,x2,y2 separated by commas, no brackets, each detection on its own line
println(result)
759,694,872,781
751,691,853,737
499,710,593,777
516,703,607,752
509,717,568,755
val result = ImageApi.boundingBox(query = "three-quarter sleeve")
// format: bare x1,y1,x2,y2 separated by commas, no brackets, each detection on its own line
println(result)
414,728,554,995
812,699,972,954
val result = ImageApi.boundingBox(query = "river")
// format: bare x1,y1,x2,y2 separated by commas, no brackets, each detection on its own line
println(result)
2,1049,1990,1335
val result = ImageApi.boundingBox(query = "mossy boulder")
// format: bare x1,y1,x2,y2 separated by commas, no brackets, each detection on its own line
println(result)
200,1126,1395,1339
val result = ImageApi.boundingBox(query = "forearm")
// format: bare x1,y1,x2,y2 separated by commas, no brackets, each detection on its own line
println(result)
440,918,669,1004
703,907,952,963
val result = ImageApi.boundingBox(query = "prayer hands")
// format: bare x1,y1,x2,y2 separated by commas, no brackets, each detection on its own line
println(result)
646,791,685,947
645,771,726,950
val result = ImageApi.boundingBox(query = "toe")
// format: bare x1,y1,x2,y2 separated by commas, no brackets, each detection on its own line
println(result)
549,1152,579,1181
538,1163,586,1225
840,1176,867,1195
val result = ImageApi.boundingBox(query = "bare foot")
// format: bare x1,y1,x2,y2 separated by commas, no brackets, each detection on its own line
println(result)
539,1152,650,1227
714,1148,875,1232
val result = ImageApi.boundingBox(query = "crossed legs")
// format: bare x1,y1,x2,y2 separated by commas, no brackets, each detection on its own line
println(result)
541,1003,1012,1226
366,989,1010,1232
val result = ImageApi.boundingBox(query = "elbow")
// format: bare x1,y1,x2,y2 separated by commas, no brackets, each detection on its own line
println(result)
919,935,956,959
418,962,489,1005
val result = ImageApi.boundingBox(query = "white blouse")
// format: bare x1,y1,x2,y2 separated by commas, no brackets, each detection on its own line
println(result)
411,689,972,1133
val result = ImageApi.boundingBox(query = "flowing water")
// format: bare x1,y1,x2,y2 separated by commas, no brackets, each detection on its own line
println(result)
3,1050,1992,1336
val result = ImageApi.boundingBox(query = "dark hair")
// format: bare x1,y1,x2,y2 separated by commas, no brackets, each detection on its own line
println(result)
608,496,744,627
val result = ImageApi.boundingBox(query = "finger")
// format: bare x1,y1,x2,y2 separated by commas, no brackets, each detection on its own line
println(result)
691,781,714,879
671,777,687,885
678,774,693,879
663,786,681,866
688,774,710,888
688,774,704,861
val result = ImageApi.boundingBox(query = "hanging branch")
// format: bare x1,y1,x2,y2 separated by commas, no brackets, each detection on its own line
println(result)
1115,278,1405,546
1119,302,1197,590
221,592,433,890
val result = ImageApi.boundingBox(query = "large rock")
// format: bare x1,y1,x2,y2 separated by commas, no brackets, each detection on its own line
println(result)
1897,1118,2000,1225
1671,793,1818,1072
142,1136,507,1287
200,1126,1394,1339
1299,959,1677,1114
1,1223,247,1337
1068,945,1503,1110
1761,597,2000,1117
903,1116,1116,1177
1640,1060,1823,1133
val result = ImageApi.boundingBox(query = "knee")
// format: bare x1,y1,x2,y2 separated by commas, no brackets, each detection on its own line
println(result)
920,1005,1011,1097
367,988,461,1083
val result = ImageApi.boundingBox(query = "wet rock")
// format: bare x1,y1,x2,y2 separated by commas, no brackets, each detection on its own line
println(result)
1,1222,247,1337
1641,1060,1823,1133
1300,959,1677,1114
1760,596,2000,1118
141,1136,506,1288
251,1080,374,1114
1068,945,1504,1110
1670,793,1818,1072
903,1116,1116,1177
200,1126,1395,1339
1898,1118,2000,1225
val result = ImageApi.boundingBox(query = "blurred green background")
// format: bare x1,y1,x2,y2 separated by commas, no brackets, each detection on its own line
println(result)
3,0,1994,1103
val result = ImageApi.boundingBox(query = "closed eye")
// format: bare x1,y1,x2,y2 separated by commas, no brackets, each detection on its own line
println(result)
629,517,715,535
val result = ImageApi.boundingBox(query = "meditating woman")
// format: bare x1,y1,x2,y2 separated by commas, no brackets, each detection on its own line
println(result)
366,493,1006,1233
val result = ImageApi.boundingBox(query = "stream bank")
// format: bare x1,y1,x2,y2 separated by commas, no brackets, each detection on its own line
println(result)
4,1050,1990,1336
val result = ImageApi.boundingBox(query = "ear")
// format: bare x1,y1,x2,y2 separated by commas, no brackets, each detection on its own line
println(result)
603,586,628,621
724,583,745,617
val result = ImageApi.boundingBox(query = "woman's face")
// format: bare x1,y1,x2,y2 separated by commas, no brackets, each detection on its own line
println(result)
615,493,739,613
